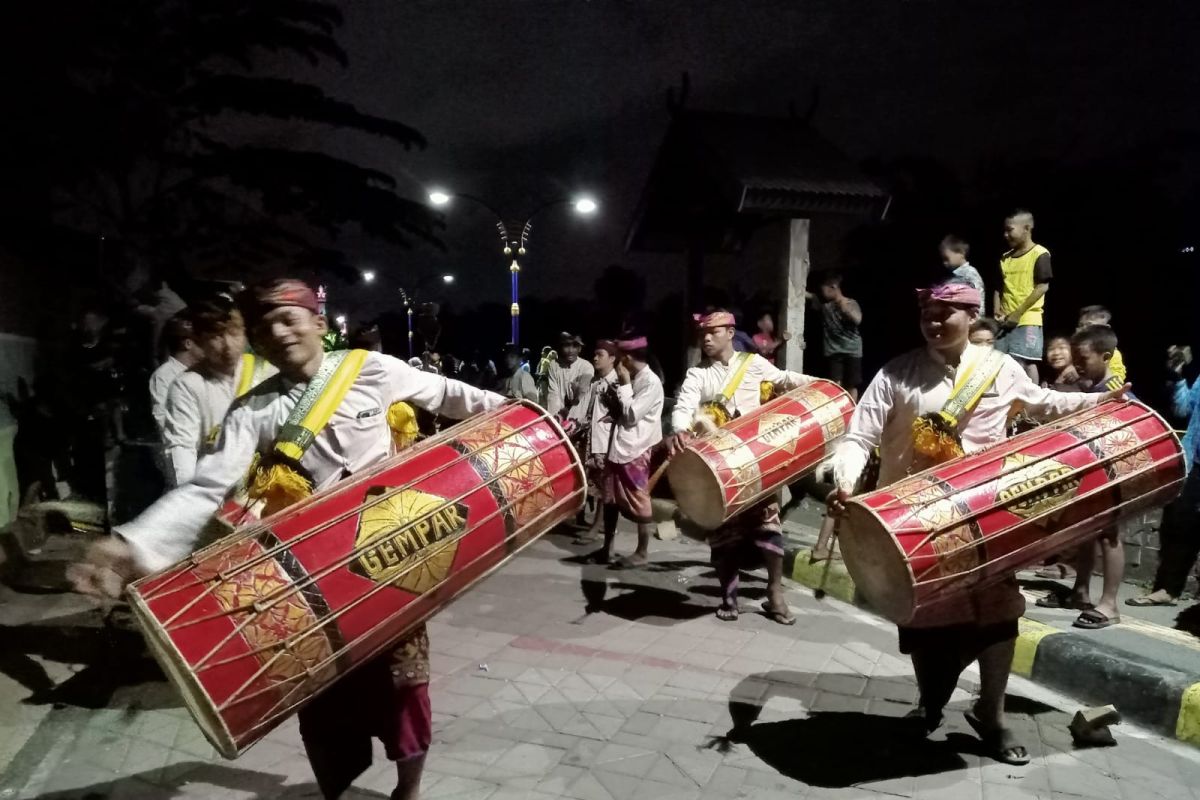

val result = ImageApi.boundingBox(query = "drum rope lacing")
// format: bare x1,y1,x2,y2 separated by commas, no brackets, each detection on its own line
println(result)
137,403,585,733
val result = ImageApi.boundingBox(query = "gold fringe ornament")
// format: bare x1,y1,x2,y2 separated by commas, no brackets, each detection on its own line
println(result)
911,413,965,464
759,381,775,405
247,454,315,519
387,401,420,450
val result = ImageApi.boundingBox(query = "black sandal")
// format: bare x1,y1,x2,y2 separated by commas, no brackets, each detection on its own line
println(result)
965,711,1030,766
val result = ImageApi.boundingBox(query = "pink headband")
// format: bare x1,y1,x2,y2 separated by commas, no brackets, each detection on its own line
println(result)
694,311,736,328
916,283,982,310
618,336,647,351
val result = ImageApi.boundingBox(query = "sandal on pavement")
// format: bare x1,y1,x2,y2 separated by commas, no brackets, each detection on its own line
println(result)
1033,564,1075,579
965,711,1030,766
761,599,796,626
1035,591,1094,610
1125,593,1178,607
1074,608,1120,630
716,604,739,622
610,554,649,570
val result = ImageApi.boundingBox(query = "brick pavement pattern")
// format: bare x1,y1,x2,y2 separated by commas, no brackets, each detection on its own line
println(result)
2,530,1199,799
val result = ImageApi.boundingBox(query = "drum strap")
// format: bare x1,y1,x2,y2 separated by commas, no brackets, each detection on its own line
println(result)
912,348,1006,464
235,353,259,398
718,352,755,406
274,349,369,462
940,348,1007,427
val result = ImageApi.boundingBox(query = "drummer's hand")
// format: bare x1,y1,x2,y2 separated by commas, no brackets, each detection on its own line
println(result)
616,363,632,385
666,432,693,456
1059,364,1079,383
1100,383,1132,402
826,488,850,518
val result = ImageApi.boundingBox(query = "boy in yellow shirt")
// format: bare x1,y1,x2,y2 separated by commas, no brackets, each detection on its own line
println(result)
993,209,1051,382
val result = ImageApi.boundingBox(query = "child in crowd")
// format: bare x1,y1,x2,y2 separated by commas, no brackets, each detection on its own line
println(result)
1042,335,1084,390
1036,325,1130,628
1076,305,1126,389
940,235,985,297
968,317,1000,348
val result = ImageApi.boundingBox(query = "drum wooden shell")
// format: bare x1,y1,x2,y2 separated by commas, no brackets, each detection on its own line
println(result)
668,380,855,529
128,401,585,758
839,400,1184,625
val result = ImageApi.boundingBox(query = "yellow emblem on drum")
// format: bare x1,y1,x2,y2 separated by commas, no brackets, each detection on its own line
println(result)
351,487,467,594
756,413,805,453
995,453,1078,519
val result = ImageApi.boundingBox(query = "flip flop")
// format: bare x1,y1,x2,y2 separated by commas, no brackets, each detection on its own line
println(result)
964,711,1030,766
610,554,649,570
1125,594,1178,607
716,605,739,622
1035,592,1094,610
761,600,796,626
585,549,611,565
1074,609,1120,629
1033,564,1075,579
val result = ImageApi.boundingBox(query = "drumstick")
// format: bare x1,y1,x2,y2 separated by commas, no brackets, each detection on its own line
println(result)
814,520,840,601
646,459,671,493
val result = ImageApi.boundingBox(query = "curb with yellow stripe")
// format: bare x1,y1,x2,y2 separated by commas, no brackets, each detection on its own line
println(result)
783,546,1200,747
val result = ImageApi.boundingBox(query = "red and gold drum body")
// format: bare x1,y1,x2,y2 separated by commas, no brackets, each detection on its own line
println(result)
840,400,1184,625
668,380,855,529
128,401,584,758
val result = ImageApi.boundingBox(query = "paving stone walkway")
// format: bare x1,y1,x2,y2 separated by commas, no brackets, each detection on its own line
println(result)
1,528,1199,799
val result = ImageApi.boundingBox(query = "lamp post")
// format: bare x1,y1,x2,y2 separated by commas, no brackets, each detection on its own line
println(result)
428,190,597,345
399,274,455,358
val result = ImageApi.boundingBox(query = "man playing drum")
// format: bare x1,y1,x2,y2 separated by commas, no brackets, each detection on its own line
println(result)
825,281,1128,765
72,279,505,800
667,309,814,624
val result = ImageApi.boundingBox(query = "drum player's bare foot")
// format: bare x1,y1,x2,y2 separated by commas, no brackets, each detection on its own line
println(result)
761,598,796,626
716,604,739,622
612,553,649,570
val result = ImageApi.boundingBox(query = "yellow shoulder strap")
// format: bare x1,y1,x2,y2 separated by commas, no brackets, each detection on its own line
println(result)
718,352,755,403
273,349,370,462
938,348,1007,427
235,353,257,397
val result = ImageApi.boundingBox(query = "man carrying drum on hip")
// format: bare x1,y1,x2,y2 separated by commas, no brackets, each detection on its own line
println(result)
824,280,1126,765
71,279,505,800
667,309,814,625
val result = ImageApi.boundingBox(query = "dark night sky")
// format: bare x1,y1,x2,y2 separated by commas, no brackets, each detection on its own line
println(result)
288,0,1200,318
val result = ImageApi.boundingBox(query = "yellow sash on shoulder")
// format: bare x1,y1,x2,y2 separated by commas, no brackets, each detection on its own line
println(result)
697,352,756,429
235,353,258,398
912,348,1007,463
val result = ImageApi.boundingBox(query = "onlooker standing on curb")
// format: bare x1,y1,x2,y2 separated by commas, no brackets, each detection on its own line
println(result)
994,210,1051,383
1128,344,1200,608
809,272,863,400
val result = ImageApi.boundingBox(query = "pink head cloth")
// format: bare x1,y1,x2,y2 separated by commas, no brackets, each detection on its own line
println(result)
693,311,737,328
916,282,982,310
617,336,648,351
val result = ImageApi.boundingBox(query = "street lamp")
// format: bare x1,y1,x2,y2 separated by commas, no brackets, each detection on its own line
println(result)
399,274,456,358
361,270,376,283
428,189,598,345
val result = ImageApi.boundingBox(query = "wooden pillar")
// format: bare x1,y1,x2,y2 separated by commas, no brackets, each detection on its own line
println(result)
778,218,810,372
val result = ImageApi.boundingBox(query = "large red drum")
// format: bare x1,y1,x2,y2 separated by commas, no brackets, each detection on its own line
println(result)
668,380,855,529
839,400,1184,625
128,401,585,758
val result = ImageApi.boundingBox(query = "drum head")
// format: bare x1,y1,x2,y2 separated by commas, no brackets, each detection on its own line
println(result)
667,450,727,530
129,593,239,759
839,503,916,625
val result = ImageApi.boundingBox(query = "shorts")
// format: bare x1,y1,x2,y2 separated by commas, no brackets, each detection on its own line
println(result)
995,324,1043,362
826,353,863,390
602,450,653,523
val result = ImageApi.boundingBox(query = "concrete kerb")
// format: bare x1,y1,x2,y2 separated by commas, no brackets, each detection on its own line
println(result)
781,543,1200,747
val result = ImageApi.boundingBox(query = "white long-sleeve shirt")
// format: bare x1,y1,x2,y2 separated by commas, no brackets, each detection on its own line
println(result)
670,353,811,433
118,351,504,573
148,356,188,435
161,357,276,487
830,343,1102,492
546,358,595,416
610,367,664,464
579,371,619,456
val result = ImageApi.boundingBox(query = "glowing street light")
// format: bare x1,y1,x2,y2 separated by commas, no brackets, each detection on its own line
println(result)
429,188,599,344
361,270,376,283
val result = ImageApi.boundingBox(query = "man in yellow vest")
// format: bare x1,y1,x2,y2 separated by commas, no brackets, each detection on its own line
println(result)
161,295,274,486
993,209,1052,382
73,279,505,800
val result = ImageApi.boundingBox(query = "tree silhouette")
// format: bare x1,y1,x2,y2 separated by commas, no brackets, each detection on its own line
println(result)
0,0,439,283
